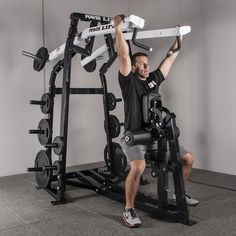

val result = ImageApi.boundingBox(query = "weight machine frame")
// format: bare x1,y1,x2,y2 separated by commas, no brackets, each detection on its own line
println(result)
27,12,196,226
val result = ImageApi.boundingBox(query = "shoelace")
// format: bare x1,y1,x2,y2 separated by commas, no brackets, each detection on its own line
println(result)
128,208,137,218
185,193,191,199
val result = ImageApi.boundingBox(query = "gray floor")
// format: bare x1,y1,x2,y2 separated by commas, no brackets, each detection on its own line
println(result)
0,166,236,236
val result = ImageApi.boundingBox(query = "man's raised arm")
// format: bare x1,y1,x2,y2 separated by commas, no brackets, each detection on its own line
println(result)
114,15,132,76
159,36,183,79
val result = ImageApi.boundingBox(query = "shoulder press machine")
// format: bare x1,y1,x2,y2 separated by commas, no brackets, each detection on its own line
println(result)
23,12,195,225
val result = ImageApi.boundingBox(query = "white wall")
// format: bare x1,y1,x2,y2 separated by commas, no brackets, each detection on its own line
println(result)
127,0,236,175
0,1,44,177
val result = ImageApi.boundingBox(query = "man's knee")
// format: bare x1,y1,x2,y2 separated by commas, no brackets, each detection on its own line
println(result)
182,152,194,167
130,160,146,175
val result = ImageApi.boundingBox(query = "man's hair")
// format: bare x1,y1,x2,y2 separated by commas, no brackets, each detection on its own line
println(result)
131,52,148,66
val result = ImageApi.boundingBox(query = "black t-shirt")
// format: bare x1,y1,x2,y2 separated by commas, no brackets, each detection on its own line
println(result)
119,69,165,131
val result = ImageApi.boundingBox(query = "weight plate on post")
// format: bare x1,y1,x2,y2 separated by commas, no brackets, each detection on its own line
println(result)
53,160,62,176
53,136,64,155
40,93,52,114
113,152,127,176
33,47,49,72
104,142,127,176
104,143,114,168
105,115,121,138
37,119,51,145
107,93,116,111
35,150,52,188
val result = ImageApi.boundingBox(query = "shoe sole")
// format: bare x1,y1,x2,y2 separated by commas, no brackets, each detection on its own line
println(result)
187,202,200,207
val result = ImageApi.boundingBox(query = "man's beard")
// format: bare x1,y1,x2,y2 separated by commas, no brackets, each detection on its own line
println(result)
135,70,147,79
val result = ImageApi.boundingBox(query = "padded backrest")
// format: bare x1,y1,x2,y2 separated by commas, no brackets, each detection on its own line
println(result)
142,92,162,124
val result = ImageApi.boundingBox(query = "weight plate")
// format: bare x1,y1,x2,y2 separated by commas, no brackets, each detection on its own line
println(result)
104,115,121,138
37,119,51,145
53,136,64,155
33,47,49,72
53,160,61,176
40,93,52,114
35,150,52,188
104,142,127,176
113,153,127,176
107,93,116,111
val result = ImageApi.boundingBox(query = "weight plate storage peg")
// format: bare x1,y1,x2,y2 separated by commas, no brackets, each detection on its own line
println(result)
34,150,52,188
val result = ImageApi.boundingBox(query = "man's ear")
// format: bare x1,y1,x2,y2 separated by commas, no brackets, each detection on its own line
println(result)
131,64,135,72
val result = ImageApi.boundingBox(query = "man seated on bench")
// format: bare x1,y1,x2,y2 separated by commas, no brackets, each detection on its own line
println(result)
114,15,199,228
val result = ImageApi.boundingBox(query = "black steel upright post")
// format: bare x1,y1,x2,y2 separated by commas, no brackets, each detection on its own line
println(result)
56,15,79,203
99,33,117,175
157,138,169,208
100,72,114,173
167,114,194,225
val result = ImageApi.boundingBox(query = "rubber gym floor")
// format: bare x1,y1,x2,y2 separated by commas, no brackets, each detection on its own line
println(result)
0,163,236,236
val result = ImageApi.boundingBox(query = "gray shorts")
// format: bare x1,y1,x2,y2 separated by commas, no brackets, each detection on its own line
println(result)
120,137,188,163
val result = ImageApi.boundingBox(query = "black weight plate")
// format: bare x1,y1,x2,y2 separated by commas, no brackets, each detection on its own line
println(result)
105,115,120,138
37,119,51,145
40,93,52,114
104,144,112,167
53,160,61,176
107,93,116,111
33,47,49,71
113,153,127,176
35,150,52,188
104,143,127,176
53,136,64,155
104,142,121,167
110,115,120,138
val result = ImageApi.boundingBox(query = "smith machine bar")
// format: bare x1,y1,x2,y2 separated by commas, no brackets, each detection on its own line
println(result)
23,12,196,225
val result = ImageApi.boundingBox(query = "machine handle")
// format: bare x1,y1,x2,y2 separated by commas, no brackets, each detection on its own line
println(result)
132,28,152,51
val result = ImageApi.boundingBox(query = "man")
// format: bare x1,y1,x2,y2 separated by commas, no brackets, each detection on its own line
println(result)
114,15,199,228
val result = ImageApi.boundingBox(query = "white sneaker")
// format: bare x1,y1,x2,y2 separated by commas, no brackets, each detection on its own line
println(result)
171,193,200,207
122,208,142,228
